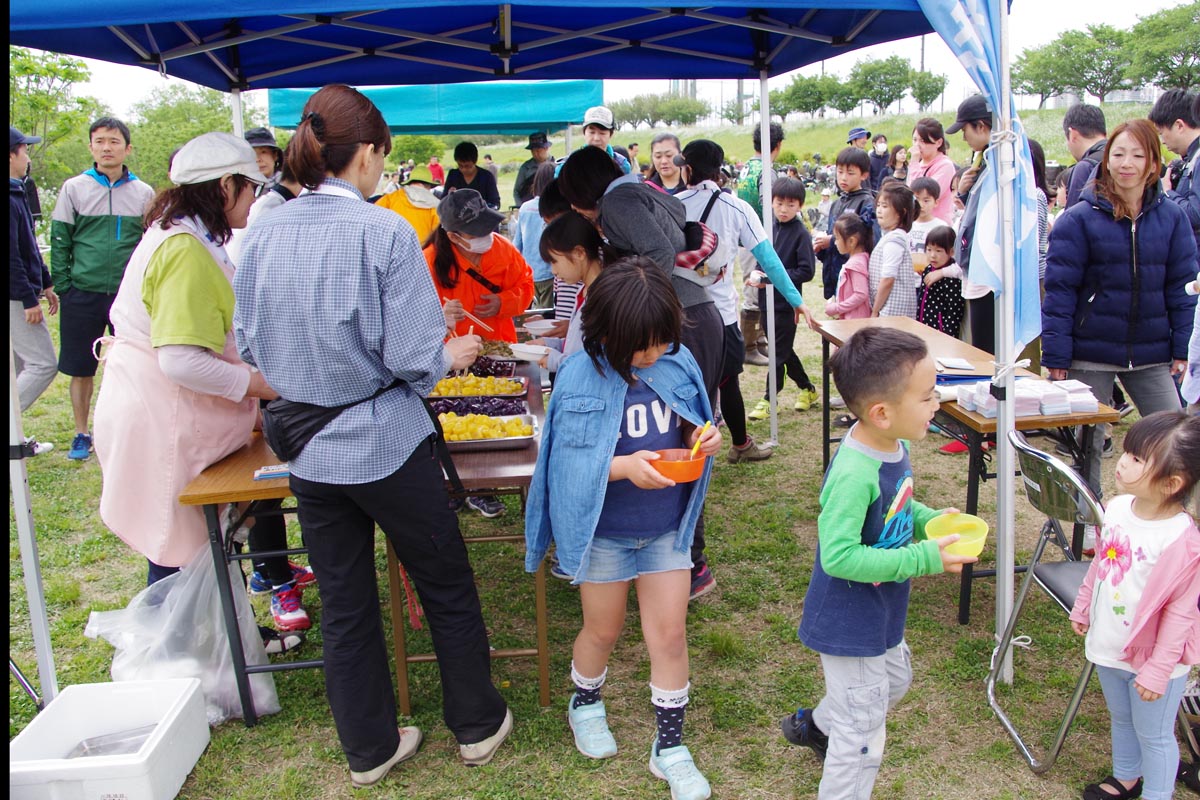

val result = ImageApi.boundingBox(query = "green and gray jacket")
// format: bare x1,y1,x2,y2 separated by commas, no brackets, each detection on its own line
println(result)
51,166,155,294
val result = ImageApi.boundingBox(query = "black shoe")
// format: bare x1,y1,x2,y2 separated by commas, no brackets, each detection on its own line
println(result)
833,414,856,429
780,708,828,762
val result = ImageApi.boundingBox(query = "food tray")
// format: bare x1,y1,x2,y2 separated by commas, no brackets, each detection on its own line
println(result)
467,358,517,378
433,375,529,398
445,414,538,452
427,397,530,417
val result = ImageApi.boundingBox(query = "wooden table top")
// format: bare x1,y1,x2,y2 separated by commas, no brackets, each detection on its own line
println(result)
179,363,546,506
815,316,1119,431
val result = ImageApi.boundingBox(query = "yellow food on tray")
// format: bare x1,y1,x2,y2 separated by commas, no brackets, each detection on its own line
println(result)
438,413,534,441
430,375,524,397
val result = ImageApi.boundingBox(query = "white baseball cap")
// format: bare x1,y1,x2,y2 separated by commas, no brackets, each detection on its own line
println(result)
170,132,269,186
582,106,615,131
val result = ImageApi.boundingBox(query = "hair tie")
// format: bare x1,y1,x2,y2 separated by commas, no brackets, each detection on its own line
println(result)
301,111,325,135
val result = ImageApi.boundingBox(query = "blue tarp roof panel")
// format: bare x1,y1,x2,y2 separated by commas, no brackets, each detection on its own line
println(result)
10,3,934,89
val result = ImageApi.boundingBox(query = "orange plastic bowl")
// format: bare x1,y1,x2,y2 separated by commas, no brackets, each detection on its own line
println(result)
650,449,705,483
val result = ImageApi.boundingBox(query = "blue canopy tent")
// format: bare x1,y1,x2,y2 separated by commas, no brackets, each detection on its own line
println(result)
10,0,1034,702
268,81,603,135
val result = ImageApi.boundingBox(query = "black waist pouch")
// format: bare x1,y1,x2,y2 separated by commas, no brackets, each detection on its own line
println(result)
261,381,399,461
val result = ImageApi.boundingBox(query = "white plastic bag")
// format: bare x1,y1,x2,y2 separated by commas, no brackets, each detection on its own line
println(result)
85,546,281,725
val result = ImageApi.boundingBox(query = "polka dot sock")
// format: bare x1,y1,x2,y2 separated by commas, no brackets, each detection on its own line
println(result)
650,682,690,751
571,662,606,709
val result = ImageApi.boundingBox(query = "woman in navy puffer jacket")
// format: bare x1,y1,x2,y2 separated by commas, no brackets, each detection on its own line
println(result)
1043,119,1196,498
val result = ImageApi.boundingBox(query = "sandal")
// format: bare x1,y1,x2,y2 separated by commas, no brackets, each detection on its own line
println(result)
833,414,856,428
260,625,305,655
1082,776,1142,800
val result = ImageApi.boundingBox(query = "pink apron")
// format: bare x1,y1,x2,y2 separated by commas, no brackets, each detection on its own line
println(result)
94,217,257,567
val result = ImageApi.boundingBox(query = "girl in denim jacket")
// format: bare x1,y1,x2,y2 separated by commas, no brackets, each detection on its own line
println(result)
1069,411,1200,800
525,256,721,800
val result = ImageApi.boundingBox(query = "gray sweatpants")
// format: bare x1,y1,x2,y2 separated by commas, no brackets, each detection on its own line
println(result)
1067,363,1183,499
812,641,913,800
10,299,58,411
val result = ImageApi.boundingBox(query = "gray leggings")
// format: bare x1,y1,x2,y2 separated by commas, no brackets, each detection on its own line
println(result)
1067,364,1183,498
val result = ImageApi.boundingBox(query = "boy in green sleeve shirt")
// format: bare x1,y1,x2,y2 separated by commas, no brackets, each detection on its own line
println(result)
781,327,976,800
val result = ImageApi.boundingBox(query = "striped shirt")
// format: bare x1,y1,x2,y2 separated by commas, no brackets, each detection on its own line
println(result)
233,178,447,484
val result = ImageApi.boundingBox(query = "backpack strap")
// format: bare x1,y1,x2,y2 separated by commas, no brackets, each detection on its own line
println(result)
699,190,721,224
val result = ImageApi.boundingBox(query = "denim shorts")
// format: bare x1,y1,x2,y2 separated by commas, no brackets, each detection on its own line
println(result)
580,532,692,584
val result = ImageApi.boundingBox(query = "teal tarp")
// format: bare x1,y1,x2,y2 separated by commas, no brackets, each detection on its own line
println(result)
269,80,603,135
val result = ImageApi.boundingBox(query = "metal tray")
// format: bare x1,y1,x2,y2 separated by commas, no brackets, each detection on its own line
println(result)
431,375,529,398
466,359,517,378
427,397,530,417
445,414,538,452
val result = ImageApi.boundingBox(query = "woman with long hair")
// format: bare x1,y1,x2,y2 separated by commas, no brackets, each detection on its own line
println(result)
94,132,276,584
888,144,909,182
233,84,512,786
1044,118,1196,504
907,118,956,223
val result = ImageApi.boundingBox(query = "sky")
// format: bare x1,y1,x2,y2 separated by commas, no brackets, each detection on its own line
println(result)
70,0,1186,121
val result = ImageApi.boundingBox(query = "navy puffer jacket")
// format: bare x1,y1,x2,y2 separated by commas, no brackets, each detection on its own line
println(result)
1042,182,1196,370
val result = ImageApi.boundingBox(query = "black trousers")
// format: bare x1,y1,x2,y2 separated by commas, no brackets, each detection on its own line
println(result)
289,437,507,772
247,499,291,583
763,311,814,398
680,302,724,573
968,294,995,356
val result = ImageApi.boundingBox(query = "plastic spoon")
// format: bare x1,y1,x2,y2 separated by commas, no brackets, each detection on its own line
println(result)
690,420,712,459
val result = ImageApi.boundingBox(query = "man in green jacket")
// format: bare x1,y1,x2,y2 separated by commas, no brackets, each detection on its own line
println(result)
51,117,155,460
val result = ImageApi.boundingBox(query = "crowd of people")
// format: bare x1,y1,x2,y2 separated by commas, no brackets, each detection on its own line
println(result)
9,85,1200,800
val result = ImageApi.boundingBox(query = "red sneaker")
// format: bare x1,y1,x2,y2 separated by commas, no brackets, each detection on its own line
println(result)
939,439,969,454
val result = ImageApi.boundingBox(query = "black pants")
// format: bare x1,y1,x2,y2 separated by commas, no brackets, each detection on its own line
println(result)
680,302,724,574
717,321,749,449
763,312,814,398
968,294,995,355
289,437,507,772
247,499,291,583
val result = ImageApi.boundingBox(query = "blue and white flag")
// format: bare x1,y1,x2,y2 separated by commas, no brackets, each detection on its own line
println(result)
918,0,1041,351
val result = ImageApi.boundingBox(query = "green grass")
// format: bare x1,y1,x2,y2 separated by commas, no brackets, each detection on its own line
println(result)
8,249,1176,799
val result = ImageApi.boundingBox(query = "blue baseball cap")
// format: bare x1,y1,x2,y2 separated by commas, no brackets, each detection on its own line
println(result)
10,126,42,148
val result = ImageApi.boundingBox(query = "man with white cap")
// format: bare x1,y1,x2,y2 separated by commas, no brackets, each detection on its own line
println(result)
581,106,631,175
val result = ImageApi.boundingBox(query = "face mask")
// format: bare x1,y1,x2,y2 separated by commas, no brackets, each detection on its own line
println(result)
457,232,493,254
875,143,888,155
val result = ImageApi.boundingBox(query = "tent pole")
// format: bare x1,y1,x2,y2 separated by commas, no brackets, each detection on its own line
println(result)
231,88,245,138
9,341,59,705
760,70,779,446
994,1,1016,685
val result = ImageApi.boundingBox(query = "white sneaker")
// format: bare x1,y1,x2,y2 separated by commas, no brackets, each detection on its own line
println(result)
350,726,423,787
829,395,846,409
23,436,54,456
460,707,513,766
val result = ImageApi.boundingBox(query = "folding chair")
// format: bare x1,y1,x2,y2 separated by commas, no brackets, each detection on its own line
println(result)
987,430,1103,773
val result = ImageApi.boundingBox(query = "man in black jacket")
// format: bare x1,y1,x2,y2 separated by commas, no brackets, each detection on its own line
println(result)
9,125,59,430
1063,104,1107,209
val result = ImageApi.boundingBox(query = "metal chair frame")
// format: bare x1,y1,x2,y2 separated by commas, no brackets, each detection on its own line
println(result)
987,430,1104,773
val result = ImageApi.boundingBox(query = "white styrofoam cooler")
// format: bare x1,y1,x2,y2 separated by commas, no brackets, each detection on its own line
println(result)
10,678,210,800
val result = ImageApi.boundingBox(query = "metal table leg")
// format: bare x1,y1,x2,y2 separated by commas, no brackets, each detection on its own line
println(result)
205,503,257,726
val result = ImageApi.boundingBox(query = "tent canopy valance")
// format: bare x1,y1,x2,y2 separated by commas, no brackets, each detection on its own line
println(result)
268,80,603,135
10,2,933,90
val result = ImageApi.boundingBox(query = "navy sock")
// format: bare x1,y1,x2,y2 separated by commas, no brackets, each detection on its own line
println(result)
654,703,686,750
572,686,601,709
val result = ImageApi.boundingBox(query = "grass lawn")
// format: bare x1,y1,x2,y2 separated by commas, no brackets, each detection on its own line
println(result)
11,274,1166,799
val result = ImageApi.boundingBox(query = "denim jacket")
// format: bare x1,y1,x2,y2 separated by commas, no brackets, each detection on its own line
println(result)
524,346,714,582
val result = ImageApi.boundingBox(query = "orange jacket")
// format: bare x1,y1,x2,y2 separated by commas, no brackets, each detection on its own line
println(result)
424,234,534,343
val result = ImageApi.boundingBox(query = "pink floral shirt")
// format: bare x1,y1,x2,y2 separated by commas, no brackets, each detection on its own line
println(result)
1083,494,1192,680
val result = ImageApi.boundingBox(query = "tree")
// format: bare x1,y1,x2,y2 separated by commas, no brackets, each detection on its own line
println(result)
909,69,948,112
826,78,861,117
720,98,745,125
1058,25,1133,102
9,46,106,188
1127,1,1200,90
390,135,445,166
848,56,911,114
659,96,710,126
766,87,795,120
127,85,261,189
786,74,829,117
1011,43,1070,109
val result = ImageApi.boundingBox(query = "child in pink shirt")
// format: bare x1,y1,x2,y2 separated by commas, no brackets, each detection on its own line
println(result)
823,212,872,321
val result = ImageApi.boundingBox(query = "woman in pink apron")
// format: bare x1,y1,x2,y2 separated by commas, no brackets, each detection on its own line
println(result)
93,132,278,584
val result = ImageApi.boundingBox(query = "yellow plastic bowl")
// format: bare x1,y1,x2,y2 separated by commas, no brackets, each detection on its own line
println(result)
926,513,990,557
650,449,705,483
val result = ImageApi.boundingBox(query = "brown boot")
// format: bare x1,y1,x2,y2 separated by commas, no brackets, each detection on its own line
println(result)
741,310,769,366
